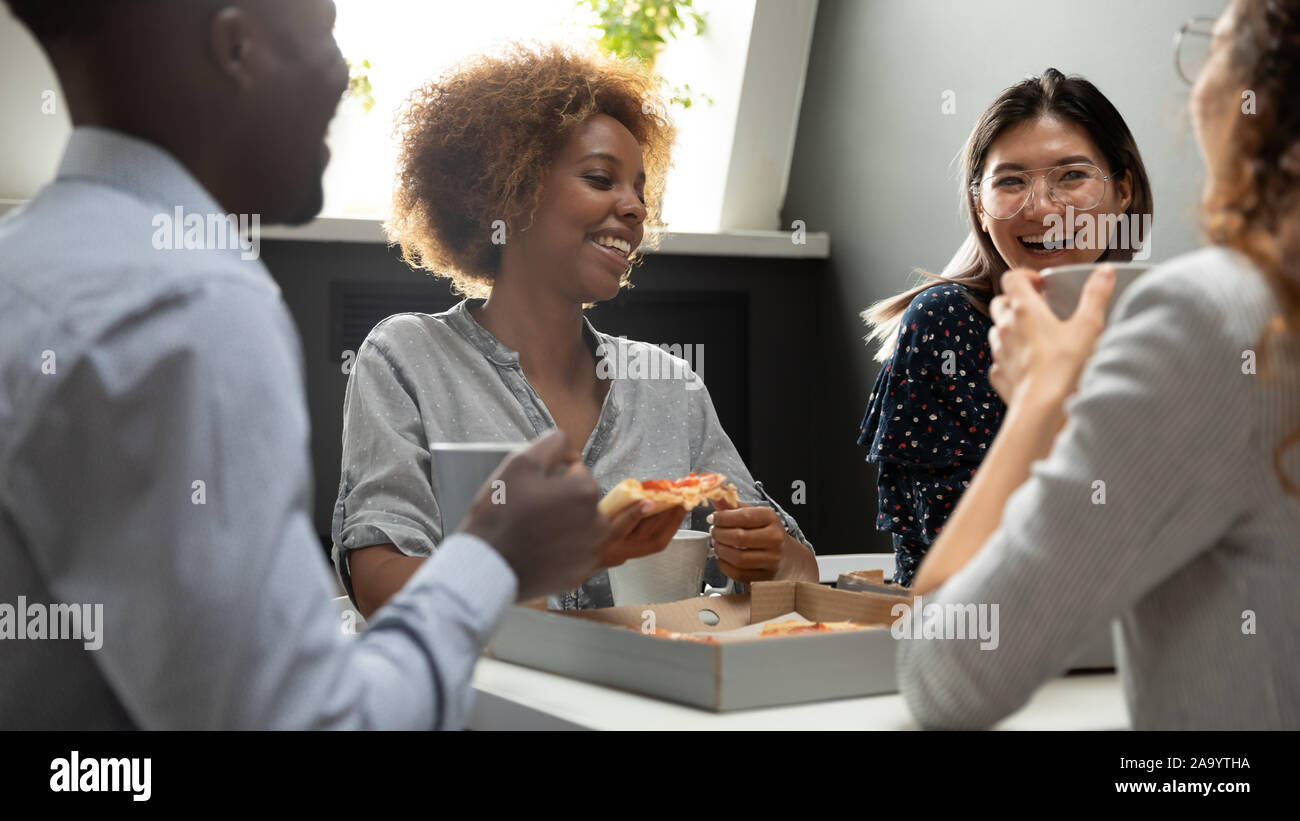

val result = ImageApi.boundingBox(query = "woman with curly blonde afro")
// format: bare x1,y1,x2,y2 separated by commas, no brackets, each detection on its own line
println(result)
332,42,817,615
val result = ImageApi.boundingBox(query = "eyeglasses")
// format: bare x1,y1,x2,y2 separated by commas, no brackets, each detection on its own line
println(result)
972,163,1124,221
1174,16,1216,85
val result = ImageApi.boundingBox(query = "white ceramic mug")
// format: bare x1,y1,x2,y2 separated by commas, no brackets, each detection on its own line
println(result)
608,529,715,606
432,442,528,534
1038,261,1151,320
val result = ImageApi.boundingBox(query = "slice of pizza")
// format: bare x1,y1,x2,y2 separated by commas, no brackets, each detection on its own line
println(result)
597,471,740,517
645,627,718,644
759,619,829,636
759,619,872,637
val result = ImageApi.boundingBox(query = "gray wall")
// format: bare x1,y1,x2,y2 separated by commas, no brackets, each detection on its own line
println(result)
785,0,1225,554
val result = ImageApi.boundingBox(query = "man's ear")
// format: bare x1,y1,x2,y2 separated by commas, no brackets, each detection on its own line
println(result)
208,7,259,90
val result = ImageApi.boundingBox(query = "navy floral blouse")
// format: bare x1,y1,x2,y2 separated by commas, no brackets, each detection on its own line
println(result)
857,282,1006,587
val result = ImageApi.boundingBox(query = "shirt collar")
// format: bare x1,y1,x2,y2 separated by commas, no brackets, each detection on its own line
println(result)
55,125,224,219
445,298,614,368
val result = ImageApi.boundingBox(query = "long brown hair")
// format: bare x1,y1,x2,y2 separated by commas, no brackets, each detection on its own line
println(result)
862,68,1154,361
1201,0,1300,497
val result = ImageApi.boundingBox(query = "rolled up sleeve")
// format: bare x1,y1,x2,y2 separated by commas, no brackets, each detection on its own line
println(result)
332,321,445,596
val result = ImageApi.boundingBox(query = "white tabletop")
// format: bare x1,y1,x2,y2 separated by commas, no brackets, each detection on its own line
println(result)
468,658,1130,730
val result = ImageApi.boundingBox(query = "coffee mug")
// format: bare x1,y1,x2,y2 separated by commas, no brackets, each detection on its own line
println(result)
432,441,528,534
608,529,717,606
1038,261,1151,320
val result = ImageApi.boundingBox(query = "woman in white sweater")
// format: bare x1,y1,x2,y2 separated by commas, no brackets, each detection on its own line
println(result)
898,0,1300,730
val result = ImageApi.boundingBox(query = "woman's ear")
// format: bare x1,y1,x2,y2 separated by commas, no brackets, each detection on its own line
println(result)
1116,170,1133,213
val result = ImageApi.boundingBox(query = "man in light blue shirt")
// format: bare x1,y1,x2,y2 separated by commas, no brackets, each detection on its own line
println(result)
0,0,610,729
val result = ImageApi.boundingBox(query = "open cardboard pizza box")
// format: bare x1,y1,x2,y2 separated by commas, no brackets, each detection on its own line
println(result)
489,580,911,712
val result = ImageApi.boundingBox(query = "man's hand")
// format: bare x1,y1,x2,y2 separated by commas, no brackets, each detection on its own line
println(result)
460,431,609,602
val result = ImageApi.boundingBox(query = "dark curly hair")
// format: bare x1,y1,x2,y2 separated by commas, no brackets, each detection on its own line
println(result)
1201,0,1300,497
386,41,677,298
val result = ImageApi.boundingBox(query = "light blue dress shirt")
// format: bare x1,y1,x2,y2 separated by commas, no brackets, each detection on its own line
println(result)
0,126,517,729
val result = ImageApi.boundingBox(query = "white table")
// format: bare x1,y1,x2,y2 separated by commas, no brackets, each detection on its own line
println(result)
468,659,1128,730
466,553,1130,730
333,555,1125,730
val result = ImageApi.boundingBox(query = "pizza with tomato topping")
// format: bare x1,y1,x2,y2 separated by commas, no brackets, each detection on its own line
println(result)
759,620,872,637
597,471,740,517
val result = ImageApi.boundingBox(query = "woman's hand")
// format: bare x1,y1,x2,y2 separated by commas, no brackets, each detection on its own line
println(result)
598,502,687,568
708,500,816,583
988,265,1116,407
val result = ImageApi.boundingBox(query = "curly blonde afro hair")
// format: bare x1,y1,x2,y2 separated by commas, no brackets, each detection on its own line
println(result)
386,41,677,298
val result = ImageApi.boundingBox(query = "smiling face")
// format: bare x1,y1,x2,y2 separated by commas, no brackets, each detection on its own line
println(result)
508,113,648,303
974,115,1132,272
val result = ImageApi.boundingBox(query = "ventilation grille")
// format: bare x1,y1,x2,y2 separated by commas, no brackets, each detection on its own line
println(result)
330,280,459,358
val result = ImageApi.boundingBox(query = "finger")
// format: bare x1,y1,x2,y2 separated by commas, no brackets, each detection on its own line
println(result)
522,429,579,473
1072,264,1116,327
999,267,1037,300
711,526,783,555
561,459,595,484
989,295,1010,325
709,506,779,528
606,500,652,540
716,557,774,584
989,363,1011,402
558,464,602,510
714,543,774,570
711,498,744,511
625,504,681,540
588,516,614,558
648,507,687,540
987,325,1003,359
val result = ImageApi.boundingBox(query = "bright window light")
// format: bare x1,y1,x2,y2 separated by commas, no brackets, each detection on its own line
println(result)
324,0,752,233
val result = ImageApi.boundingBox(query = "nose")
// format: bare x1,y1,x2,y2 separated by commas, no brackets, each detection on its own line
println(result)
1021,174,1059,220
619,193,647,225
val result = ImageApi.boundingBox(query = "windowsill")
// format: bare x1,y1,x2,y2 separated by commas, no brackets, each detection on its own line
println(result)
260,218,830,259
0,203,829,259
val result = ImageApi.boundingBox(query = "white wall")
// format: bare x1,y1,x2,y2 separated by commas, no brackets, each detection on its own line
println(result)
0,12,68,202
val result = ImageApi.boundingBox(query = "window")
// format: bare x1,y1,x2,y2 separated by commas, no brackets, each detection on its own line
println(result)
324,0,813,234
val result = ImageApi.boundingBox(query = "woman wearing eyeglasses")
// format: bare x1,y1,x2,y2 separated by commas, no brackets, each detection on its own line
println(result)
899,0,1300,729
858,68,1154,587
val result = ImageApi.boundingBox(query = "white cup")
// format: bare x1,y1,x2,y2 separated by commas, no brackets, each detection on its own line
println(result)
1038,261,1151,320
608,529,715,606
432,442,527,534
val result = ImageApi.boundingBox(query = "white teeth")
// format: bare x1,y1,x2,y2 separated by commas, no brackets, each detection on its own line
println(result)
591,235,632,256
1019,233,1074,243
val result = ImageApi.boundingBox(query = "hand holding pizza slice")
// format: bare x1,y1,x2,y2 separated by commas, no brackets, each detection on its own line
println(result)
595,472,740,569
597,471,740,518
